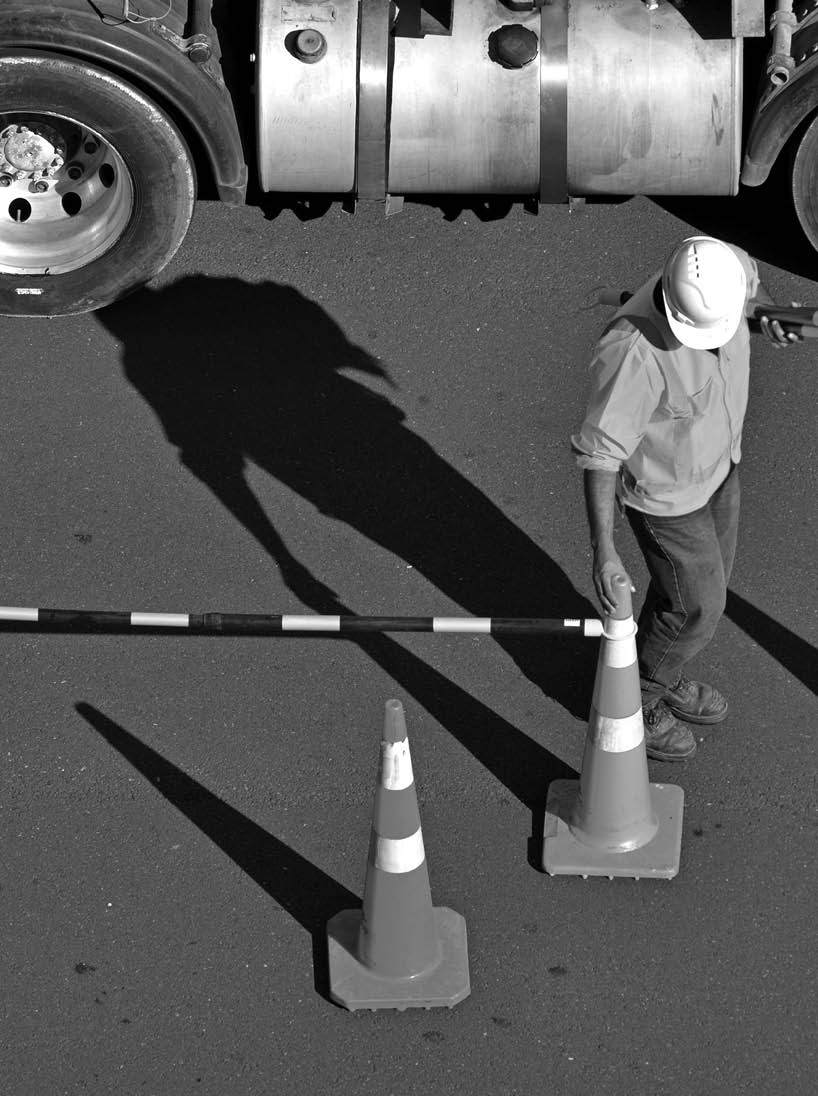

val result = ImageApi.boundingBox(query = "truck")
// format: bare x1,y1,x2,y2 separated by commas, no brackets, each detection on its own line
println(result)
0,0,814,317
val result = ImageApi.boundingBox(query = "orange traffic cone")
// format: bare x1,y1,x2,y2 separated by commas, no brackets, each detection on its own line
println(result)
327,699,470,1010
543,574,684,879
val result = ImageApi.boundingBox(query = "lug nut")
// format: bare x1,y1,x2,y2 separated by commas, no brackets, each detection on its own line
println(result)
84,140,98,155
489,24,539,69
32,180,49,193
292,28,327,63
0,174,12,187
67,163,83,180
188,35,212,64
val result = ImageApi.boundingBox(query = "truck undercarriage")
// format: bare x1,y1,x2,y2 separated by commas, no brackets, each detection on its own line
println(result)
0,0,814,316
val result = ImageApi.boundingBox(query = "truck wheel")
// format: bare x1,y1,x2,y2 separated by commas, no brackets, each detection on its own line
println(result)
791,110,818,253
0,52,195,316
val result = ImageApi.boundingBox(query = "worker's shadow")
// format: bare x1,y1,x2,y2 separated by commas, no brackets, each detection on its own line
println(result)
97,277,592,827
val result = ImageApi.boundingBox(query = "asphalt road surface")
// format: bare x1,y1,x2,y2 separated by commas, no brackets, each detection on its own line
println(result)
3,182,818,1096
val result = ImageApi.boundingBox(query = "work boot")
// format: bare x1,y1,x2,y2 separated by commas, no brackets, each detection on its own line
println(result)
664,675,728,725
642,699,696,762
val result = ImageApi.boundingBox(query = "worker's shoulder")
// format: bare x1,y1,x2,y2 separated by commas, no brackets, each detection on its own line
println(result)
726,242,759,283
726,241,754,265
595,313,667,363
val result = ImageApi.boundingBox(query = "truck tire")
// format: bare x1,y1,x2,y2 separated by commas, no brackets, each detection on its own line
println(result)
791,110,818,254
0,52,195,317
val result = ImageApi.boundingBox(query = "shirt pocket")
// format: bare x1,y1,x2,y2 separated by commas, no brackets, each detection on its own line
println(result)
668,375,714,419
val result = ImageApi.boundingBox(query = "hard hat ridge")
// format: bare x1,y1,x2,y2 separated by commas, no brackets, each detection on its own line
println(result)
661,236,746,349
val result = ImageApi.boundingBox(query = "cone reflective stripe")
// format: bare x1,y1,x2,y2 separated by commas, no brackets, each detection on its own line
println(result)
586,615,644,752
327,700,470,1010
543,575,684,880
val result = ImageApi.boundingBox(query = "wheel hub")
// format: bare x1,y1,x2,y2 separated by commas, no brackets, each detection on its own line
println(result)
0,124,65,178
0,113,133,275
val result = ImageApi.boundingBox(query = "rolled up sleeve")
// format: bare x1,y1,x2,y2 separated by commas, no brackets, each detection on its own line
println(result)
571,324,662,472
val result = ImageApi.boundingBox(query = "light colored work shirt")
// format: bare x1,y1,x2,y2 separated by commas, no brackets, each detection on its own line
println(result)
571,248,759,516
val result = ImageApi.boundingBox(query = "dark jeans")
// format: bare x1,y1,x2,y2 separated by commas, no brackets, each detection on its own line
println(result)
625,465,740,702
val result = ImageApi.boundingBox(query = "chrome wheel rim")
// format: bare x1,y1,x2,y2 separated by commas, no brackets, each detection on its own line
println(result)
0,112,134,275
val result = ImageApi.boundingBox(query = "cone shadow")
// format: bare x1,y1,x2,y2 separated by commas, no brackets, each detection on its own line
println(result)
346,632,579,871
725,590,818,698
350,631,579,811
75,702,359,1003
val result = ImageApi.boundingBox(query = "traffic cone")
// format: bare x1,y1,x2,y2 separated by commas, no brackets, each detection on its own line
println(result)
327,699,471,1010
543,574,684,879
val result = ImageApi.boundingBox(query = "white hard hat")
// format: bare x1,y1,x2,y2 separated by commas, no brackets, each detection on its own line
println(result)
661,236,747,349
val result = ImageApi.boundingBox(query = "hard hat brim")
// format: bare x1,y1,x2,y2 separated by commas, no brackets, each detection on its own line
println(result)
662,285,744,349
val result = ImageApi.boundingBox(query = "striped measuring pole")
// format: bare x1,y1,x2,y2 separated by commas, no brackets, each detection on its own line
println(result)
0,606,604,637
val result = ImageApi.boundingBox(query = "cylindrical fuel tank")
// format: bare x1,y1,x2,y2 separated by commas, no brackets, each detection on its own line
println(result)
256,0,359,192
388,4,541,194
566,0,742,196
256,0,742,199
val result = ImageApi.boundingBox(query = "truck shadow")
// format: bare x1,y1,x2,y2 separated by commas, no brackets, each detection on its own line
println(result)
655,153,818,283
255,179,818,281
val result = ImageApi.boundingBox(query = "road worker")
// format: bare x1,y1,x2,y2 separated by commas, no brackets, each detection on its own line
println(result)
572,236,799,760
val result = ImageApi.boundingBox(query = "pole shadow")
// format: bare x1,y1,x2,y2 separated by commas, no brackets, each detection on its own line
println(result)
725,590,818,698
75,701,359,1003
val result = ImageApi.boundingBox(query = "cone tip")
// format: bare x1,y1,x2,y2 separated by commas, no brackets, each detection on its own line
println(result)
383,699,408,743
609,573,633,620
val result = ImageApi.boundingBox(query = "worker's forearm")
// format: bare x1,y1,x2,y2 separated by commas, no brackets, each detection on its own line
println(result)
583,469,619,554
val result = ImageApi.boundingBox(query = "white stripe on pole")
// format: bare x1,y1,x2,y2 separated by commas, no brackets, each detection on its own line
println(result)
0,607,39,621
380,739,414,790
130,613,190,628
281,615,341,631
583,619,604,637
373,828,426,873
587,708,644,752
433,617,491,633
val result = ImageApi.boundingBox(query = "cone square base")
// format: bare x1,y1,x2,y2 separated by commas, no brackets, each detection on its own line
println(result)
542,779,684,879
326,906,470,1011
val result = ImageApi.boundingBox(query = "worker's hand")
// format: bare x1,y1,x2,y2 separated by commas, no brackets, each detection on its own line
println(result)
759,313,801,348
592,549,636,617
